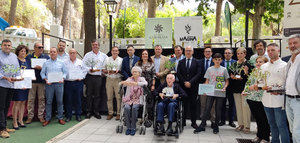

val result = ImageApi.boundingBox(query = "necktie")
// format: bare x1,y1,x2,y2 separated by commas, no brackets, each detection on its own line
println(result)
187,59,190,70
129,57,133,69
226,60,230,70
205,59,209,71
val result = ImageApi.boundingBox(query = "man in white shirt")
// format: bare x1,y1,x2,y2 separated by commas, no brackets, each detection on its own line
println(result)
285,34,300,143
64,48,87,122
82,39,108,119
103,46,123,120
261,43,290,143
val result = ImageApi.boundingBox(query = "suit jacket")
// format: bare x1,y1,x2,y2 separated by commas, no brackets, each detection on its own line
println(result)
151,55,170,83
286,59,300,95
221,59,237,91
282,55,291,63
199,58,214,83
121,55,140,80
177,57,201,94
154,83,187,102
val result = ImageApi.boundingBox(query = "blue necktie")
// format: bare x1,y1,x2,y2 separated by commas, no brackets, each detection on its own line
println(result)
205,59,209,71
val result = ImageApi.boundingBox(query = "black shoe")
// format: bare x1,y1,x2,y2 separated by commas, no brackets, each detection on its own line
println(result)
211,122,217,129
194,126,205,133
159,123,165,133
213,126,219,134
76,116,82,122
166,127,173,136
202,122,207,127
65,117,71,122
191,123,198,129
94,113,101,119
18,122,26,128
182,121,186,126
218,121,225,126
86,113,92,119
229,122,236,128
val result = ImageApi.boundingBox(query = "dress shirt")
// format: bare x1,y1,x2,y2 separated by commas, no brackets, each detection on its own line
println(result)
57,52,69,62
186,57,193,68
82,51,108,75
0,51,20,88
104,56,123,78
224,59,232,70
205,57,212,71
40,58,68,80
154,56,161,73
175,55,185,71
129,55,134,69
64,58,88,81
261,58,287,108
286,54,300,96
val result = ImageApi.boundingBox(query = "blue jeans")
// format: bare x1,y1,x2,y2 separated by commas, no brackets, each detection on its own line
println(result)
156,99,177,123
286,97,300,143
124,104,139,129
65,81,83,118
264,107,290,143
45,83,64,121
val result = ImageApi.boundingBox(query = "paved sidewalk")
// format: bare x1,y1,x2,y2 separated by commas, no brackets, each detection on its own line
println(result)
53,116,257,143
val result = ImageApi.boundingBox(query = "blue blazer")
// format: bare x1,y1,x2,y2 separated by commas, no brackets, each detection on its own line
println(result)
199,58,214,83
121,55,140,80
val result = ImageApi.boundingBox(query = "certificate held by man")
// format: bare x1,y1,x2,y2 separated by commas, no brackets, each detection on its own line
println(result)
47,72,63,83
31,58,47,68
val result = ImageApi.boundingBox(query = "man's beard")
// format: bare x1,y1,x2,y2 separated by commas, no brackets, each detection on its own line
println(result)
58,48,64,52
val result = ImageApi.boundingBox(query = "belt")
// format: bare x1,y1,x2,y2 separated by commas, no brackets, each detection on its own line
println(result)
286,94,300,98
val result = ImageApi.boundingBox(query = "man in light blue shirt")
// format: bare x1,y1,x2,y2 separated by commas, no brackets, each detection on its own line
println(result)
0,39,20,138
170,45,185,82
57,40,69,62
40,47,68,127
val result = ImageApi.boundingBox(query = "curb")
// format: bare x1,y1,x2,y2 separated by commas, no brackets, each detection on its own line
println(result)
46,119,90,143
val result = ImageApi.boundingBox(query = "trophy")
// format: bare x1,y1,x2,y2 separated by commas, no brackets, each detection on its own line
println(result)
164,61,176,74
229,63,244,80
106,63,118,74
85,58,101,72
162,87,174,98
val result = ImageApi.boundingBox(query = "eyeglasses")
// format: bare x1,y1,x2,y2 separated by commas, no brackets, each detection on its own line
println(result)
224,52,232,54
37,46,44,49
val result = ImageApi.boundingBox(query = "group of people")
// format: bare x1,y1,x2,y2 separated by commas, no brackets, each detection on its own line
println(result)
0,34,299,143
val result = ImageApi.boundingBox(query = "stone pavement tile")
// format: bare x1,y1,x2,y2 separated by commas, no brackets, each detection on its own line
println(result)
81,141,105,143
106,135,132,143
84,134,111,142
76,127,98,135
94,127,117,135
57,139,83,143
64,132,91,141
128,136,153,143
152,137,177,143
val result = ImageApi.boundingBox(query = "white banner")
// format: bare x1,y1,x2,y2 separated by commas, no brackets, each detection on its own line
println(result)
282,0,300,57
174,16,203,48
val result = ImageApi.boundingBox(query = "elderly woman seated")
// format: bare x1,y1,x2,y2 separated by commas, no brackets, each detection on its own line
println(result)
154,74,186,135
120,66,148,136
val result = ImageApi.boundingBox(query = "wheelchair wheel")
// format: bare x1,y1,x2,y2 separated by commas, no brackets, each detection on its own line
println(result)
116,126,119,133
139,126,146,135
144,120,152,128
119,125,123,133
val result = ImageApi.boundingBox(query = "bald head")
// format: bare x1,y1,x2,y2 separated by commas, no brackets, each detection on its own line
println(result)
69,48,77,61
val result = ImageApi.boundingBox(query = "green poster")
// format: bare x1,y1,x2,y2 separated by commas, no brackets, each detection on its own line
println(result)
145,18,172,49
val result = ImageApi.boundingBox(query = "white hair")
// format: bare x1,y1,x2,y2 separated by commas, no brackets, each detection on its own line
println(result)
131,66,142,74
288,34,300,42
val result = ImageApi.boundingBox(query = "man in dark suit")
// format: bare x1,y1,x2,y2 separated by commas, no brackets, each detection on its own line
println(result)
177,46,201,129
199,47,214,125
121,45,140,80
282,55,291,62
219,48,236,127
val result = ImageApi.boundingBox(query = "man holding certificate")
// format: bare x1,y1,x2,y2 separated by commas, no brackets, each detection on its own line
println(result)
26,42,49,124
64,48,87,122
40,47,68,126
82,39,108,119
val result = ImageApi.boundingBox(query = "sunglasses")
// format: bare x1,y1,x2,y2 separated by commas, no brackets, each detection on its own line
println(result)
37,46,44,49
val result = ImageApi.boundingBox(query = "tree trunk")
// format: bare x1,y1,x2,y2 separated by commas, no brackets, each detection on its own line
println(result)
250,0,264,40
8,0,18,25
214,0,223,36
80,16,84,39
61,0,71,38
148,0,156,18
83,0,96,54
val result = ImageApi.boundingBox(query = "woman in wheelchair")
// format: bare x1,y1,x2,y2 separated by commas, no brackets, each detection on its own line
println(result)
120,66,148,136
154,74,186,136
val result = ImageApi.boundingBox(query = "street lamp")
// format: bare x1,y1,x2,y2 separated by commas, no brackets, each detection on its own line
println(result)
103,0,118,51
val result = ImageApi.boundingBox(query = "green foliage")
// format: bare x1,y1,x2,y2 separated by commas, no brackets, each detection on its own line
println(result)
195,0,216,25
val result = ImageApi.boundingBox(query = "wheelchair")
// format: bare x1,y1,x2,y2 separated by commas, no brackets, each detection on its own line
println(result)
116,85,150,135
153,95,184,138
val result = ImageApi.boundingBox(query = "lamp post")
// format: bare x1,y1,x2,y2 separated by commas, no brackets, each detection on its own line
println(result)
104,0,117,51
96,0,101,38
